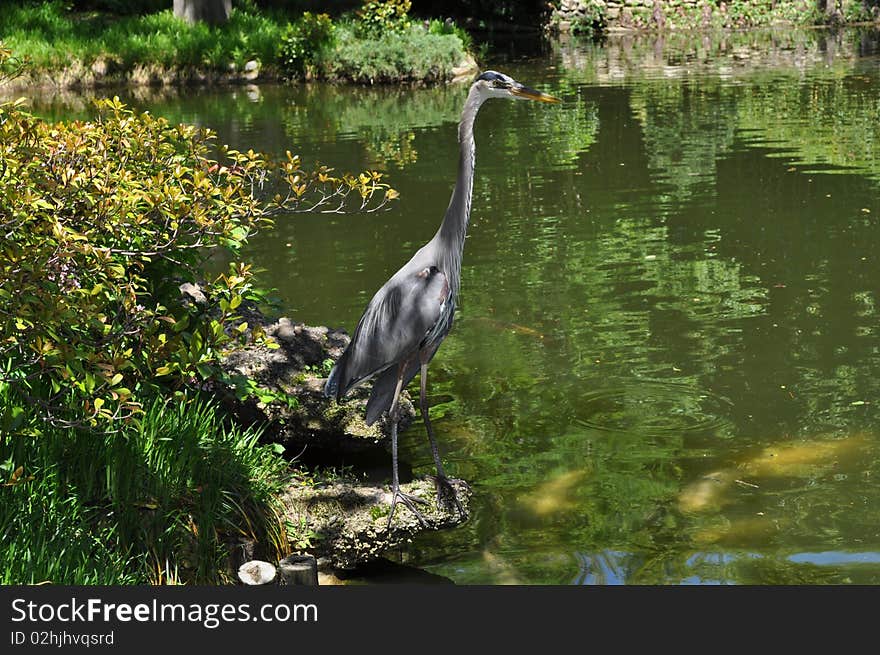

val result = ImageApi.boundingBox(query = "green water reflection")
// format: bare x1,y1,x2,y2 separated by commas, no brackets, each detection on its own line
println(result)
13,26,880,584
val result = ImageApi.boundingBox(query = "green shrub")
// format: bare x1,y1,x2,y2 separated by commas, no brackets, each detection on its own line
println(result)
0,45,397,584
356,0,412,38
0,86,395,429
332,21,468,84
279,11,336,79
0,96,260,427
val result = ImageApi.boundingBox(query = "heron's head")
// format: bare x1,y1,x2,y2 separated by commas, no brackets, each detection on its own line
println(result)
473,70,561,104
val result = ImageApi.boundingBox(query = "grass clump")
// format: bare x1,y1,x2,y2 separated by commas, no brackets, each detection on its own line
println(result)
0,466,138,585
1,391,290,584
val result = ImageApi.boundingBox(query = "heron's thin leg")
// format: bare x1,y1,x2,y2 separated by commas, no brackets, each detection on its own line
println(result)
419,353,468,517
387,359,428,529
419,360,447,480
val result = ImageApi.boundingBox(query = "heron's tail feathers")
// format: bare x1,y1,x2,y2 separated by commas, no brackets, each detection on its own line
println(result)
323,364,340,399
365,359,420,425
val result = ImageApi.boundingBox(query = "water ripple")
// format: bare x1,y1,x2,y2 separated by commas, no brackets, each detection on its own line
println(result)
575,380,734,437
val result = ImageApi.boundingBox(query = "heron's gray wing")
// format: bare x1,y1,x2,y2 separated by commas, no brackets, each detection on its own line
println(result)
325,266,448,400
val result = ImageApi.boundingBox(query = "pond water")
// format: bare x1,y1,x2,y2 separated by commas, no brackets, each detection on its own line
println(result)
15,26,880,584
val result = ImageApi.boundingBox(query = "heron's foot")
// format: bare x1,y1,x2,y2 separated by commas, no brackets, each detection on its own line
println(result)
387,488,429,529
428,474,469,518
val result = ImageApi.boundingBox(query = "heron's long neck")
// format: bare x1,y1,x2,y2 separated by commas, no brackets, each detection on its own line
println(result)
435,87,483,298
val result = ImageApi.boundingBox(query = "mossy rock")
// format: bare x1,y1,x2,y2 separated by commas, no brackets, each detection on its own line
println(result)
221,316,415,452
281,476,471,570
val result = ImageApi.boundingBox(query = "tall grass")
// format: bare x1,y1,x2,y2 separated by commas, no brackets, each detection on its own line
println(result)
0,387,291,584
0,2,288,70
0,467,138,585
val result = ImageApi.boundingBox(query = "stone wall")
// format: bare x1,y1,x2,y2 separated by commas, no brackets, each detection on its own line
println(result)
552,0,685,32
549,0,878,32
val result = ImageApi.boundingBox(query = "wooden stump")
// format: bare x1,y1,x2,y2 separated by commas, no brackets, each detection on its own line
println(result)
278,555,319,586
238,560,277,586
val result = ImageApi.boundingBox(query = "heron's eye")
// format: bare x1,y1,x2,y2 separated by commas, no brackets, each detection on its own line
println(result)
493,80,509,89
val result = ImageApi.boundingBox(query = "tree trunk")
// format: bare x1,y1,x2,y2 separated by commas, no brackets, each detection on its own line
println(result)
824,0,840,23
652,0,666,30
173,0,231,26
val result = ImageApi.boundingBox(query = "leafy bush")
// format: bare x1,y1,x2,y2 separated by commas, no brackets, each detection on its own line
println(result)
0,96,255,427
332,20,468,84
279,11,336,79
356,0,412,38
357,0,412,39
0,88,395,429
0,42,24,83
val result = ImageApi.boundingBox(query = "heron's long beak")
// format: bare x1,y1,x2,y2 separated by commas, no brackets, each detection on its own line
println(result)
511,85,561,103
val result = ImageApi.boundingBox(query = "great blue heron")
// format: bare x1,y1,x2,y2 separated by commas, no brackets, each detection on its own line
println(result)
324,71,561,526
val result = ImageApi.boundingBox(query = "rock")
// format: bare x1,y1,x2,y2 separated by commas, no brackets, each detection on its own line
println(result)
90,57,117,77
238,560,277,585
219,315,416,452
243,59,260,80
451,54,478,83
220,308,471,574
281,477,471,570
179,281,207,306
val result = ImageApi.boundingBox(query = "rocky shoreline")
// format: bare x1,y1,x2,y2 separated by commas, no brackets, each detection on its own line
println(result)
219,309,471,581
1,54,478,94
